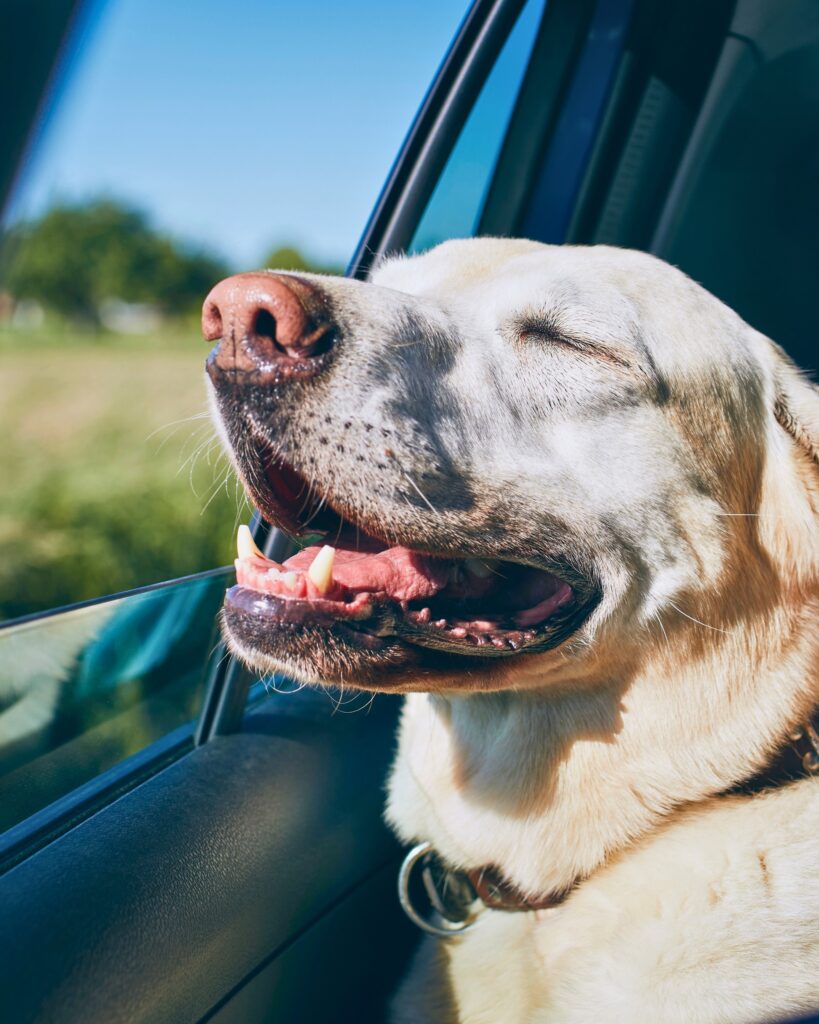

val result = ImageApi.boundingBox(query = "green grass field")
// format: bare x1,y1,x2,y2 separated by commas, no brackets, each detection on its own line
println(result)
0,323,248,621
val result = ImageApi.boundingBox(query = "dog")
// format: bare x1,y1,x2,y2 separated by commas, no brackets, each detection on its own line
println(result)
203,238,819,1023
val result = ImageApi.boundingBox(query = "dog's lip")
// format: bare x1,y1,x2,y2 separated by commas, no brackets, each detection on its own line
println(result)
223,584,545,655
226,432,597,657
228,539,579,655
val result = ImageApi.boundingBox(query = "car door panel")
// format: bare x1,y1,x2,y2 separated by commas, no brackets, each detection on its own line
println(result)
0,693,415,1023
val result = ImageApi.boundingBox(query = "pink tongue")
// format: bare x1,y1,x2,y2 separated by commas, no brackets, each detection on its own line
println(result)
283,545,450,603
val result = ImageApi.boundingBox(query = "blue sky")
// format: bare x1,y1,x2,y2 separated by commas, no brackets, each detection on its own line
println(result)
8,0,469,269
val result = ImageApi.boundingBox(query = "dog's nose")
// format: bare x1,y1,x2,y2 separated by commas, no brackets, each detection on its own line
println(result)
202,272,335,372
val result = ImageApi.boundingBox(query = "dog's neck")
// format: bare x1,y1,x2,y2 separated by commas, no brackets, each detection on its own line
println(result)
387,641,813,897
387,577,817,900
388,423,819,897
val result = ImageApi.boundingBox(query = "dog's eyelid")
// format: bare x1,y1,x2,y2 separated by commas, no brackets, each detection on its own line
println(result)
515,320,634,369
518,324,570,344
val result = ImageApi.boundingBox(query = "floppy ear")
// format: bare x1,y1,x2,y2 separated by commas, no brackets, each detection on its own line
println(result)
770,343,819,468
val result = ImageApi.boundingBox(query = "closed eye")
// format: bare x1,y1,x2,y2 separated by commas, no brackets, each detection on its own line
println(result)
515,319,633,370
518,325,577,348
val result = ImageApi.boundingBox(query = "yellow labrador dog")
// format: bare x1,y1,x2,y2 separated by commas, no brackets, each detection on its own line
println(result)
203,239,819,1023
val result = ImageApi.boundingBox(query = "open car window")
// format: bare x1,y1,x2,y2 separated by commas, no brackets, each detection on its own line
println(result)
0,0,467,852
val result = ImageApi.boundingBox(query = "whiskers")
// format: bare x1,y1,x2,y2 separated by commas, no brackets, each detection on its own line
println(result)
262,674,308,697
649,609,671,648
385,449,439,515
666,600,733,636
144,410,212,447
152,412,250,524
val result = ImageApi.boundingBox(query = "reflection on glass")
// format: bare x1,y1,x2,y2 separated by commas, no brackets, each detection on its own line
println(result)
0,570,229,834
410,0,547,253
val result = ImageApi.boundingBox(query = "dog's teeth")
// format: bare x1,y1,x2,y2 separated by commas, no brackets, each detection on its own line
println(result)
307,545,335,594
282,571,299,591
465,558,499,578
237,524,264,561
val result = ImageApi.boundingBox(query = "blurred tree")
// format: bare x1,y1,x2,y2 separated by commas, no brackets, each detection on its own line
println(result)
1,199,229,324
262,243,344,277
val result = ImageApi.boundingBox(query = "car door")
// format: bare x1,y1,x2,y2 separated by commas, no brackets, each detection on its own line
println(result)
2,0,817,1021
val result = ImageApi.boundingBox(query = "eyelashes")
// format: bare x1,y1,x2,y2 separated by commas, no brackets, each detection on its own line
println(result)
513,318,634,371
517,325,577,348
516,319,589,355
513,310,577,348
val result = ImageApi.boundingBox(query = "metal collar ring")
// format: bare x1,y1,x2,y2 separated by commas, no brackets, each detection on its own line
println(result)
397,842,479,940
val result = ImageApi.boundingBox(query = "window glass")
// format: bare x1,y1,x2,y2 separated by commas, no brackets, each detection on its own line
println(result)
0,570,230,834
0,0,467,623
410,0,547,253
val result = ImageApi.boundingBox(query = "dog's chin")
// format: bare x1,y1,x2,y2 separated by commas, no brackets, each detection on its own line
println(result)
223,606,425,692
222,609,515,694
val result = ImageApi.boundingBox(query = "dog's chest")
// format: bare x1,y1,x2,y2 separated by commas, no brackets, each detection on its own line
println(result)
390,764,819,1024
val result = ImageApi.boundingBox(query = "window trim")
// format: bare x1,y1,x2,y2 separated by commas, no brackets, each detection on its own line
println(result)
0,721,192,875
0,565,232,634
348,0,527,279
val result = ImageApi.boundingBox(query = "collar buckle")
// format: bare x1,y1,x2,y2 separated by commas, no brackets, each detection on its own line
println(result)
397,842,479,940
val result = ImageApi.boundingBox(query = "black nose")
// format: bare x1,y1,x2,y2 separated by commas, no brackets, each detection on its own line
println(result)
203,272,336,374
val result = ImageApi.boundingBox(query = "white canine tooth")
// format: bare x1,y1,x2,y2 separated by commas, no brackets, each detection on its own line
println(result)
237,524,265,561
465,558,499,578
307,545,335,594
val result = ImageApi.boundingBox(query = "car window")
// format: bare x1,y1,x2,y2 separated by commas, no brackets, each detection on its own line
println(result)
0,570,230,836
0,0,467,624
0,0,468,840
409,0,547,253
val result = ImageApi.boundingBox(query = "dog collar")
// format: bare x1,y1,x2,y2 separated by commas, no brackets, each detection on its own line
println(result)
398,716,819,940
397,841,571,939
732,714,819,796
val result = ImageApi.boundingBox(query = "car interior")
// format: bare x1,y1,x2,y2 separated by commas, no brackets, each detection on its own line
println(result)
1,0,817,1020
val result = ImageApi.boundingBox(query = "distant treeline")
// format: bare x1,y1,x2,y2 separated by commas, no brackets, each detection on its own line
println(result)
0,197,343,326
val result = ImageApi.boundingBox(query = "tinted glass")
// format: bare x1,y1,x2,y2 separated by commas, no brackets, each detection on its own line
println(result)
410,0,547,253
0,570,230,834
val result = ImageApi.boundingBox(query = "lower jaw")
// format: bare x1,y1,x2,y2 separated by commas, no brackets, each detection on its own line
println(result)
224,584,550,656
223,598,422,692
221,592,603,695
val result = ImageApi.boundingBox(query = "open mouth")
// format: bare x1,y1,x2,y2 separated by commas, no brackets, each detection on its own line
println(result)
225,445,591,658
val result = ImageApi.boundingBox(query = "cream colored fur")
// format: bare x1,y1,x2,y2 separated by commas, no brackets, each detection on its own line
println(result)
378,242,819,1023
211,237,819,1021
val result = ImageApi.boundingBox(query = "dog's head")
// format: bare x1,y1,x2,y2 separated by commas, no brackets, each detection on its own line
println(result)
204,239,818,692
